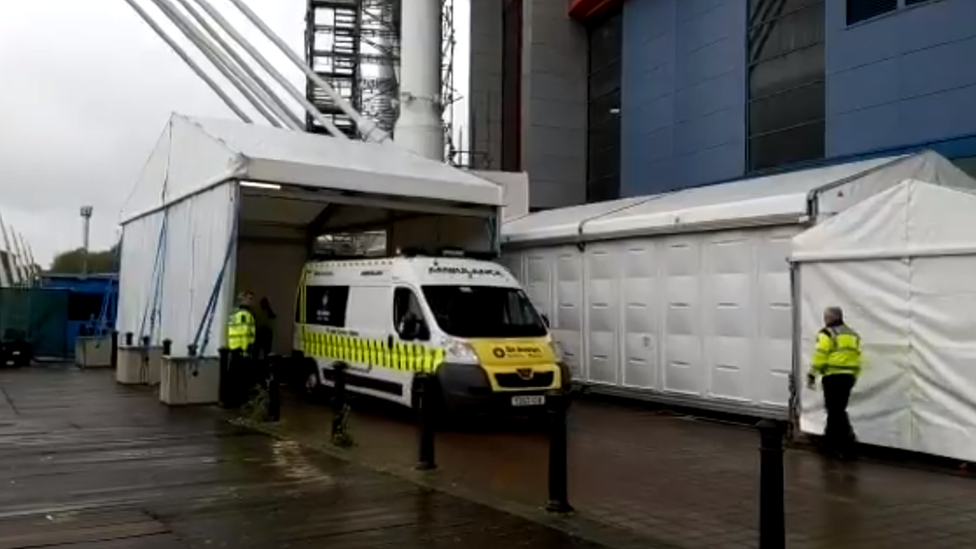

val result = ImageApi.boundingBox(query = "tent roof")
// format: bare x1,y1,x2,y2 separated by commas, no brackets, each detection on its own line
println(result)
792,179,976,262
122,114,502,223
501,153,963,245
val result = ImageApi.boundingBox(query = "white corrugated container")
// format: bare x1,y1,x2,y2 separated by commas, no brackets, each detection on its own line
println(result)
502,151,976,417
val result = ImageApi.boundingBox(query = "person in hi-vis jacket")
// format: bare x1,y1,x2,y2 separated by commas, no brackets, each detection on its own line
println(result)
808,306,862,459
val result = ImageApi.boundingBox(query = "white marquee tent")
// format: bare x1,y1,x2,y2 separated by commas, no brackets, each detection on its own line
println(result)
118,114,504,360
794,178,976,462
501,151,976,417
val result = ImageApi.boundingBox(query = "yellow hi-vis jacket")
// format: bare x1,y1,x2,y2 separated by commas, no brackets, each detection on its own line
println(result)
227,307,256,352
810,324,862,378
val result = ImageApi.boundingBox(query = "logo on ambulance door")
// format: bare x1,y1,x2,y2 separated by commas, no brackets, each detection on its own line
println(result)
492,347,506,358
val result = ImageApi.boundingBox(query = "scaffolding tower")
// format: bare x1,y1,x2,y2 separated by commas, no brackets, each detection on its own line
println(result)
304,0,400,138
305,0,459,160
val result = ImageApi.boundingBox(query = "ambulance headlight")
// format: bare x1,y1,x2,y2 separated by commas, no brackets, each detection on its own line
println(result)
549,340,565,363
443,337,479,365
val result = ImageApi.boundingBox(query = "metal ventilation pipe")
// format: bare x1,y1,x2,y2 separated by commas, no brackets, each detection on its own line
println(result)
394,0,445,160
122,0,252,123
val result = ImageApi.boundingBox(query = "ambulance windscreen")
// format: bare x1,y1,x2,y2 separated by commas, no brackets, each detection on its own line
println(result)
422,286,547,339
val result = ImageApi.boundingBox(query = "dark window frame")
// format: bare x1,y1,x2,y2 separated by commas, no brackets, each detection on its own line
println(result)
585,7,623,203
304,285,350,328
746,0,825,172
501,0,523,172
846,0,898,25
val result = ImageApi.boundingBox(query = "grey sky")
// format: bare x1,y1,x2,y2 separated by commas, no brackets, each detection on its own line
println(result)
0,0,469,268
0,0,307,266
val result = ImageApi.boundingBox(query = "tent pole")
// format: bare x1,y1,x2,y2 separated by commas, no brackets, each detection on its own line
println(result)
187,0,348,139
122,0,252,123
172,0,303,130
147,0,286,128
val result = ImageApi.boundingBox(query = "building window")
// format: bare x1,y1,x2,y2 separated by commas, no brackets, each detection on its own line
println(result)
586,9,622,203
747,0,825,171
846,0,897,24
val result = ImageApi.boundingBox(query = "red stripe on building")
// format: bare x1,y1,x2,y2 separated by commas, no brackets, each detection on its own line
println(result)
568,0,623,21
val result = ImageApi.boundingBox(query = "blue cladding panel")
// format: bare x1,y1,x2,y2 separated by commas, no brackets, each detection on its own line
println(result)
826,0,976,157
620,0,746,197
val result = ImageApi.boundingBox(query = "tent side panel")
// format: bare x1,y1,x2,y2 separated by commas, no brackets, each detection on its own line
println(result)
159,183,237,357
117,211,165,342
121,125,171,223
908,255,976,463
815,152,976,220
162,117,242,211
236,239,308,356
797,261,913,449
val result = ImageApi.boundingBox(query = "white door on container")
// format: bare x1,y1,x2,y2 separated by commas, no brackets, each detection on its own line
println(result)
620,239,659,390
661,236,704,396
585,243,619,385
553,247,584,380
524,251,553,325
702,230,755,405
757,227,798,408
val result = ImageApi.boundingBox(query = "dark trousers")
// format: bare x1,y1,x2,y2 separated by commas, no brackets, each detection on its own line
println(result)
822,374,856,454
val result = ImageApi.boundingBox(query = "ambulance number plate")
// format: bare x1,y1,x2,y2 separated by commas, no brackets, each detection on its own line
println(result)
511,395,546,407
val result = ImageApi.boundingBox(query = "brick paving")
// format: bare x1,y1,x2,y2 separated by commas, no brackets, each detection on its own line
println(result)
0,366,606,549
268,391,976,549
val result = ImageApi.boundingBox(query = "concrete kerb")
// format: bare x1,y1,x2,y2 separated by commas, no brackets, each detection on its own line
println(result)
228,415,681,549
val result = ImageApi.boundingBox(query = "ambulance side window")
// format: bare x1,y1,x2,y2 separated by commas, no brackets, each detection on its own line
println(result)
393,287,428,341
305,285,349,327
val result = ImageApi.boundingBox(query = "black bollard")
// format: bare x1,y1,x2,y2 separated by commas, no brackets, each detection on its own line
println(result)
187,344,198,357
218,347,231,407
757,419,786,549
545,391,573,513
110,331,119,371
229,349,244,407
142,335,150,349
415,373,436,470
125,332,134,347
162,339,172,356
331,363,350,446
267,358,280,422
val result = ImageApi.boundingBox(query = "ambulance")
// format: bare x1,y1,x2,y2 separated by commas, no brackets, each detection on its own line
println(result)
293,254,570,413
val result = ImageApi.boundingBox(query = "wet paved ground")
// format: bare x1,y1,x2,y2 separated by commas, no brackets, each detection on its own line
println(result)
267,388,976,549
0,365,605,549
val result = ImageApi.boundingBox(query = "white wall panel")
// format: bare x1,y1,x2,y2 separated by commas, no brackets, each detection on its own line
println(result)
757,228,799,406
620,239,659,389
159,183,237,357
662,237,704,396
584,244,619,385
553,247,584,379
117,210,165,342
702,231,755,404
